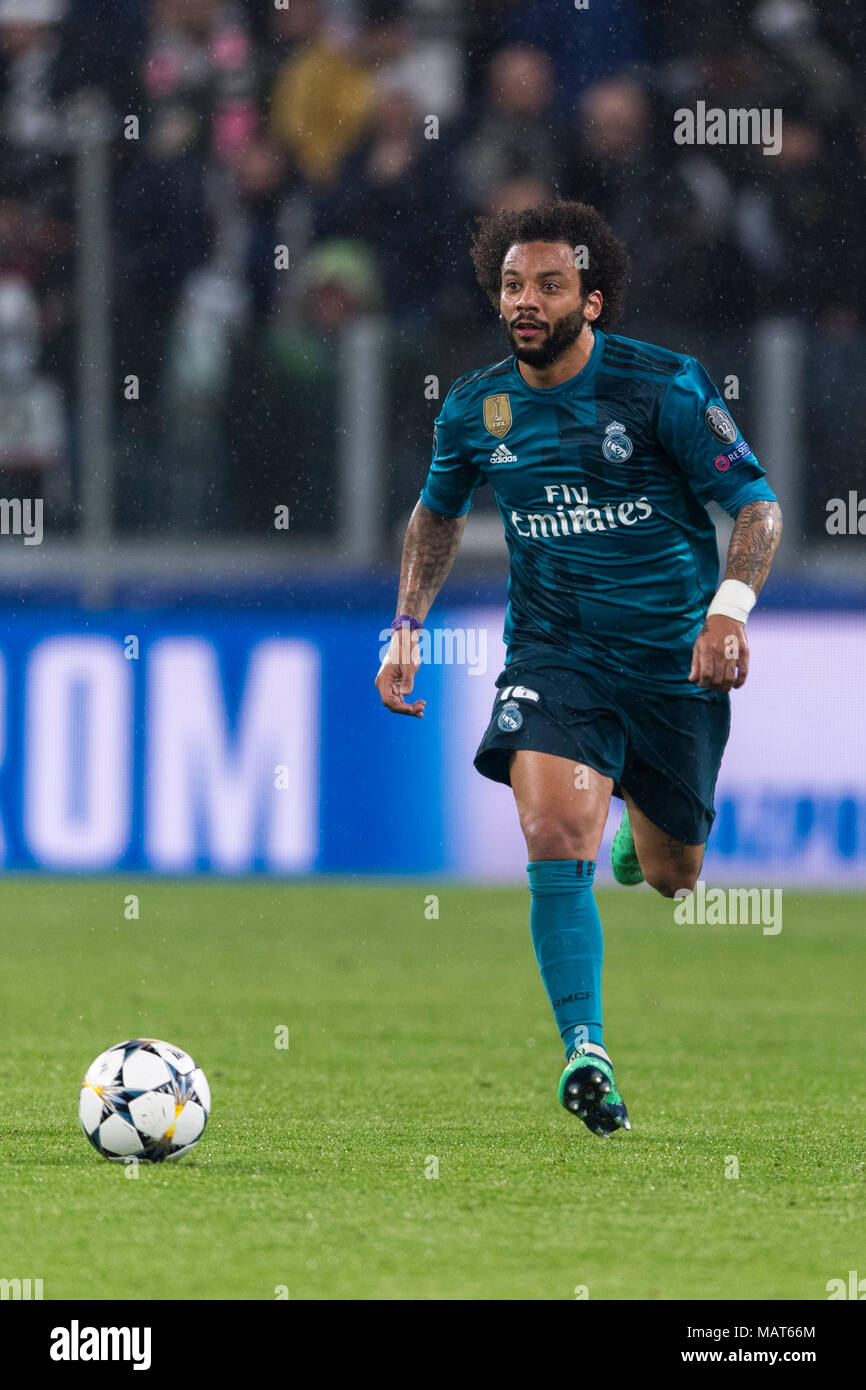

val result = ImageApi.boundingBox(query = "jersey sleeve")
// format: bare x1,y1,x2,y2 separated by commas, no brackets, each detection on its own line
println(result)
419,385,483,518
657,358,777,517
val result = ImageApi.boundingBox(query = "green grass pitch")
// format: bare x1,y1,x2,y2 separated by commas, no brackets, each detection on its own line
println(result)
0,879,863,1301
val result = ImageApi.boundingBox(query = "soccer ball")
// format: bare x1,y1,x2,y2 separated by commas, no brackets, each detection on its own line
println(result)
79,1038,211,1163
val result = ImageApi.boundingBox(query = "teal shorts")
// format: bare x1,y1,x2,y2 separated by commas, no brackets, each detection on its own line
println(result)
474,661,730,846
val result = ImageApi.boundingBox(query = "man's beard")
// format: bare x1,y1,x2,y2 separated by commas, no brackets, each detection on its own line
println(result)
506,302,588,368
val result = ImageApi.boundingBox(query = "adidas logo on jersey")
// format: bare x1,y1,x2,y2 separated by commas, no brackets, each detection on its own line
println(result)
489,442,517,464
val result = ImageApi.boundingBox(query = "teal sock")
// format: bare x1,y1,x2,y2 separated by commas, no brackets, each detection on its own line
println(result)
527,859,604,1059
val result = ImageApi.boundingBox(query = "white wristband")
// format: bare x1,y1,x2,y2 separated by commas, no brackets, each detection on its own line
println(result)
706,579,756,625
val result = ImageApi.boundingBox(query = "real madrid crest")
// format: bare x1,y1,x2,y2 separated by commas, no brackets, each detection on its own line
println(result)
483,394,512,439
497,700,523,732
602,420,633,462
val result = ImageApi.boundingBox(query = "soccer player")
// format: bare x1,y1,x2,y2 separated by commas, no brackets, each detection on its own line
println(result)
375,200,782,1137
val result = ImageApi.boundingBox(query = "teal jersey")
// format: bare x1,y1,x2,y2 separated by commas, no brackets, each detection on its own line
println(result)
420,329,777,696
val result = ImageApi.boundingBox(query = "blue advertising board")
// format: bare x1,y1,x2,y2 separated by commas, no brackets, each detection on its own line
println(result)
0,606,863,883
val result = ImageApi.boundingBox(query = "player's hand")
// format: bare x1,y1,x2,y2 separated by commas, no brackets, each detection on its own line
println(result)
689,614,749,693
375,628,426,717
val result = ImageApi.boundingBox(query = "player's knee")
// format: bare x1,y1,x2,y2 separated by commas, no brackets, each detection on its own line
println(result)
645,865,700,898
520,812,589,863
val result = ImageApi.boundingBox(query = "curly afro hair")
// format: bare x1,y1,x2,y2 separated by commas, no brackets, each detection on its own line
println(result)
469,199,630,330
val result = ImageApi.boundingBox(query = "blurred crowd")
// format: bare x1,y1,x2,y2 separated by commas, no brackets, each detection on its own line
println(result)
0,0,863,534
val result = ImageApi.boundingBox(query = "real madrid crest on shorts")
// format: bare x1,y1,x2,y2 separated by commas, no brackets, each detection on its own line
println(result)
602,421,633,462
483,394,512,438
497,700,523,732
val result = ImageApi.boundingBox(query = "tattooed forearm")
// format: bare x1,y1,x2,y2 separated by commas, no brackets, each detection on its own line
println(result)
724,499,783,596
396,501,467,620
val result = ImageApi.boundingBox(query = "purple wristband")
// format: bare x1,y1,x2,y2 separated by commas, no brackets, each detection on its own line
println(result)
390,614,424,632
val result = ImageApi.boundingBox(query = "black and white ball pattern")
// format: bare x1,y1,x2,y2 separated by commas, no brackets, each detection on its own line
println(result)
79,1039,210,1162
